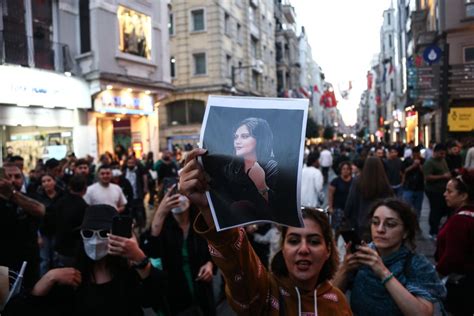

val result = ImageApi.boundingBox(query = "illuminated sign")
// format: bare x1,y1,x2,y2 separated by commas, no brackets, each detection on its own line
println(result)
0,65,91,109
94,90,154,115
448,107,474,131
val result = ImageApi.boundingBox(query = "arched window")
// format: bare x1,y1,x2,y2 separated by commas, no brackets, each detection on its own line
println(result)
167,100,205,125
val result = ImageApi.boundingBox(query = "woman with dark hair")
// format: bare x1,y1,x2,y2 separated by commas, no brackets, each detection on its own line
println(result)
437,169,474,315
328,161,353,238
20,205,165,315
178,149,352,315
204,117,279,228
334,198,446,316
344,157,393,240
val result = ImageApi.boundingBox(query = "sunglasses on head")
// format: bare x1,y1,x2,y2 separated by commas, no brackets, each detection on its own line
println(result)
80,229,109,239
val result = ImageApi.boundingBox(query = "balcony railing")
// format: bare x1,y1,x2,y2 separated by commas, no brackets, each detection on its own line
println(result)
0,30,73,73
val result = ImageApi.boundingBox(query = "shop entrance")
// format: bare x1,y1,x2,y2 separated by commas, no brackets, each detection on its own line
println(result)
113,118,132,153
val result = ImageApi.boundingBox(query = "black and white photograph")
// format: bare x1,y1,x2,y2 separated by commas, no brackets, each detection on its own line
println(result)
200,95,308,231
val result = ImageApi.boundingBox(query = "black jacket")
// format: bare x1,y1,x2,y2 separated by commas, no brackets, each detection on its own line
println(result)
140,209,215,316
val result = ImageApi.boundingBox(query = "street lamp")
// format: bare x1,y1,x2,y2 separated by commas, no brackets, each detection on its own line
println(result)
231,59,264,94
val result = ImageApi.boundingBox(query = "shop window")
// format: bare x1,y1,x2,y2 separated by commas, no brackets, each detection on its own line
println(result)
190,9,205,32
193,52,206,75
167,100,205,125
117,6,152,59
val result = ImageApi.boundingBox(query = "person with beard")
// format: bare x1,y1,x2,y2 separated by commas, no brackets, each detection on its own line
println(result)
83,165,127,212
153,150,179,185
11,205,166,315
123,156,148,229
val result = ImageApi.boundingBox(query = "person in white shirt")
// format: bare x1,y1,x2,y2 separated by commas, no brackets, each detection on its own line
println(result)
319,145,333,184
84,165,127,212
301,151,324,208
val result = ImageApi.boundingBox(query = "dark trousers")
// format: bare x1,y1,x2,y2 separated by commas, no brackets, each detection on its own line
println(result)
425,190,448,235
322,166,330,184
130,198,147,228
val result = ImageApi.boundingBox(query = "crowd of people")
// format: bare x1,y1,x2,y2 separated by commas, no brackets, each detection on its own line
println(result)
0,137,472,315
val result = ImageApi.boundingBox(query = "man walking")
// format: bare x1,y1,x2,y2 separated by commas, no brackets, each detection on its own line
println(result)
385,146,403,196
319,145,333,184
401,146,425,219
301,151,324,208
124,156,148,228
423,144,451,239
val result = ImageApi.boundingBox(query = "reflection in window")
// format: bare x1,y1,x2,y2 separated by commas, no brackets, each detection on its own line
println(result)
167,100,206,125
118,6,152,59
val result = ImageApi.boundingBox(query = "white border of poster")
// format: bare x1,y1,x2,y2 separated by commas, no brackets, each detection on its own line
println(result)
199,95,308,231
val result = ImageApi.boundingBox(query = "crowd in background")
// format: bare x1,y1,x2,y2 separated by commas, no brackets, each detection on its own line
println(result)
0,137,473,315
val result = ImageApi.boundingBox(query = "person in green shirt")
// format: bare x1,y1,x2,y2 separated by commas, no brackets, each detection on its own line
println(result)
423,144,451,239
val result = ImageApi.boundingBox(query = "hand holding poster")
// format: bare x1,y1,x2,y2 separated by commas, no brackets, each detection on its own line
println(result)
200,96,308,231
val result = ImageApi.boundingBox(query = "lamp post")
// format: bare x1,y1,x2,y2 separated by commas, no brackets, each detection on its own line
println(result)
231,59,264,94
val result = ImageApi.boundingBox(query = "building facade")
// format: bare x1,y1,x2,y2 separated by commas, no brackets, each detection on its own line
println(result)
78,0,173,158
0,0,91,169
162,0,277,150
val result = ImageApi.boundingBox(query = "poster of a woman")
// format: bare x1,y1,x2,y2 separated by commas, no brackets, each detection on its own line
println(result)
200,96,308,231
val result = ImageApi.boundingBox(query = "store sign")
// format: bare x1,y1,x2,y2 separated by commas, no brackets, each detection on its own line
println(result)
0,65,91,109
448,107,474,131
94,90,154,115
0,105,75,127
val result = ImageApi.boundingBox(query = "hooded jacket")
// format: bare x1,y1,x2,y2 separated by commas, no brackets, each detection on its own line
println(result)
194,214,352,315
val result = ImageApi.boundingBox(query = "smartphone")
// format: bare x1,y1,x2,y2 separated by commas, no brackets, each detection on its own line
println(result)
162,177,178,195
112,215,132,238
340,229,362,253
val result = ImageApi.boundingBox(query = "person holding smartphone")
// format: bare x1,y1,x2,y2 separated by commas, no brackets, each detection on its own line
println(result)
140,184,216,316
19,204,166,315
333,198,446,316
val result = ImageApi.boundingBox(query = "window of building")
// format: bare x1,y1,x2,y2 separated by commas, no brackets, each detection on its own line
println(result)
249,6,257,24
190,8,205,32
32,0,54,69
390,78,394,91
238,61,244,81
226,54,232,77
169,13,174,35
193,52,207,75
252,70,260,91
118,6,152,59
224,12,231,36
387,12,391,25
170,56,176,78
389,34,392,48
79,0,91,53
466,0,474,17
167,100,206,125
237,23,242,44
251,36,259,58
464,46,474,63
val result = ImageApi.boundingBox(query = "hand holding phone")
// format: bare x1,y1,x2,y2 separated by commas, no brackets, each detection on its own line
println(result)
112,215,132,238
340,229,362,253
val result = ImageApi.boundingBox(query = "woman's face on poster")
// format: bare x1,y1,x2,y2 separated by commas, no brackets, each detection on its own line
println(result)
234,125,257,159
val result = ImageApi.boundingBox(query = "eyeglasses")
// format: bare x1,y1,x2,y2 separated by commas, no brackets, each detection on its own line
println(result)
370,218,402,230
80,229,109,239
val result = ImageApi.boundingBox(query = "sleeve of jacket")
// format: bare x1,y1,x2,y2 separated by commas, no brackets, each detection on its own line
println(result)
194,213,270,315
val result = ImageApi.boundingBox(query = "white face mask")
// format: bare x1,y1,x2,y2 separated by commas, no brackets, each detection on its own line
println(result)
83,235,108,261
171,195,190,214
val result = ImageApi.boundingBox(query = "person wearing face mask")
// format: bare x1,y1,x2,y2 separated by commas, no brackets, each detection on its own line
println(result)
21,204,166,316
140,185,215,316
